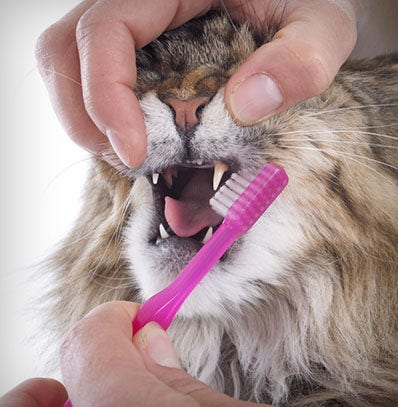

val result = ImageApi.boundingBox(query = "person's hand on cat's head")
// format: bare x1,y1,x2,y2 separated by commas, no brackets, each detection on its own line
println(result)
222,0,360,124
36,0,360,167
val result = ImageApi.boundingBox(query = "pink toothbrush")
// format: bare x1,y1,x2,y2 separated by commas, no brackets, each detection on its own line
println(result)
132,162,288,333
64,163,287,407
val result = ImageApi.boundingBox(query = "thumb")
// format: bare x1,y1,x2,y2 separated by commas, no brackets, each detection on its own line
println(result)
134,323,265,406
224,0,358,124
134,322,181,369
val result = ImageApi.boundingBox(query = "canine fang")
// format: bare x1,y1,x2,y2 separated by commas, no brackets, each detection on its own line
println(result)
213,162,229,191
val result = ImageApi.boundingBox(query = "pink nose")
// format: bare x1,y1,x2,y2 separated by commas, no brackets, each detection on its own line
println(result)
164,96,211,132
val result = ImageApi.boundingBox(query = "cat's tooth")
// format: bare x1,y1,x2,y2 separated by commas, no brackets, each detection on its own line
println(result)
202,226,213,244
152,173,160,185
213,162,229,191
159,223,170,239
162,169,173,188
189,159,203,166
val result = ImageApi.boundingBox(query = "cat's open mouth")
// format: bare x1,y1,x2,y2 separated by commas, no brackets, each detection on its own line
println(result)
147,161,234,245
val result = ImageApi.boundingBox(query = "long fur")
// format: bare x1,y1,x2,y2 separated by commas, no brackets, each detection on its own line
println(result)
43,13,397,406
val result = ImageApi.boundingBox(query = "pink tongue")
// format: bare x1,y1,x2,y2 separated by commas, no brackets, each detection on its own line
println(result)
164,171,223,238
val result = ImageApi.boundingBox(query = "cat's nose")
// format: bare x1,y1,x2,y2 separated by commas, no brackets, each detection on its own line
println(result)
164,96,211,132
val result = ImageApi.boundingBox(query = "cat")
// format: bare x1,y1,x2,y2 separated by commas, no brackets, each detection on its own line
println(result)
44,11,398,407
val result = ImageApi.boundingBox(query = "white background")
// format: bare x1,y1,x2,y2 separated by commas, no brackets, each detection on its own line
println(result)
0,1,84,394
0,0,397,398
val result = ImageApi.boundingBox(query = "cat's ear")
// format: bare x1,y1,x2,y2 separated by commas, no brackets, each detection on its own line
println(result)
163,96,211,132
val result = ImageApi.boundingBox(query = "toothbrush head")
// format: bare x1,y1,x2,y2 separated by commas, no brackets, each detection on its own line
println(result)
210,163,288,233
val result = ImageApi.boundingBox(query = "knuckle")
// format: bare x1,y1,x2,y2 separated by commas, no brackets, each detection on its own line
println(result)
60,302,120,362
75,8,100,45
35,25,58,70
60,319,88,363
35,21,75,76
307,62,333,96
163,369,210,397
297,43,336,95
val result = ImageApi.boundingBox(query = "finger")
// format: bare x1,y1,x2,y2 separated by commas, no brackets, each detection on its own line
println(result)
134,324,265,406
0,378,67,407
224,0,358,124
62,301,267,406
75,0,214,166
36,0,109,155
61,301,193,406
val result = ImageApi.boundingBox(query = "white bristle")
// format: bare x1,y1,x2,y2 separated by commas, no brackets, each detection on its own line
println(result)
225,178,245,195
210,170,258,217
210,163,288,229
220,185,240,202
210,175,244,217
209,196,229,217
231,172,251,188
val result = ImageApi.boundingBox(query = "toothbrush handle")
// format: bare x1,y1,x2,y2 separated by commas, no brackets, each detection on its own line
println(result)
132,220,239,333
63,225,240,407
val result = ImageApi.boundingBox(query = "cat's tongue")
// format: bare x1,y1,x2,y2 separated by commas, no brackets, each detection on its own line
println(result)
164,171,223,238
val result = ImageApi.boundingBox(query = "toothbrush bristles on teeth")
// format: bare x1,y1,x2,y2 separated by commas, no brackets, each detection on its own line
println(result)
133,163,288,333
210,164,288,231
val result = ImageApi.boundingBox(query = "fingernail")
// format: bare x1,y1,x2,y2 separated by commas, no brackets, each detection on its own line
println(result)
106,129,131,167
136,322,181,369
230,74,283,123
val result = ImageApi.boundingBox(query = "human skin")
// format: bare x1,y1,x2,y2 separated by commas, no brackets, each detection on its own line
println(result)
0,302,267,407
35,0,362,167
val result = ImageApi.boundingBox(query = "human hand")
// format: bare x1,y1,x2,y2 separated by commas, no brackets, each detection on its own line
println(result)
0,301,266,406
0,378,67,407
222,0,360,123
60,301,266,406
36,0,361,167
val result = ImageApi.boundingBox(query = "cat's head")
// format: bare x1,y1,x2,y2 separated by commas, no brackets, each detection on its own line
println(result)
101,12,397,319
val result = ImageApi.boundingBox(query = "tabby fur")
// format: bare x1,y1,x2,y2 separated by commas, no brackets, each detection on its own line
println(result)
44,12,397,406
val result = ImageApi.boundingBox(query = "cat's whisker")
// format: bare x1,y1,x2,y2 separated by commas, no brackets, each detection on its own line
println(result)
302,103,398,118
349,122,398,130
88,191,132,282
280,138,398,149
40,68,82,86
272,123,398,135
279,145,396,178
90,280,136,291
280,144,398,168
43,155,93,195
219,1,253,55
231,100,258,123
57,192,129,251
92,275,134,282
42,11,397,403
325,129,397,140
266,129,398,141
82,157,135,282
55,232,97,249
